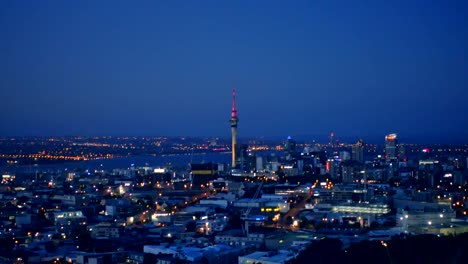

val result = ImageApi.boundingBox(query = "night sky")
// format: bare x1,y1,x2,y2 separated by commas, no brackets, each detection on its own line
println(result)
1,0,467,143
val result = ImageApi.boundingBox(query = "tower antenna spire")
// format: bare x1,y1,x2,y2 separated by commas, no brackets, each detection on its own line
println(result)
231,84,237,118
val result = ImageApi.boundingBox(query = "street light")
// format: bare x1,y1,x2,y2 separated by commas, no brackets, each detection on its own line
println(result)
381,240,393,264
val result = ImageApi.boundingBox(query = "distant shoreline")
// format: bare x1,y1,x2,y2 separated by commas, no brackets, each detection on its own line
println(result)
0,152,234,173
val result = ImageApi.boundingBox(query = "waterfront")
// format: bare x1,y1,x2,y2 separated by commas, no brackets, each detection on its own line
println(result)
0,150,284,173
0,152,230,173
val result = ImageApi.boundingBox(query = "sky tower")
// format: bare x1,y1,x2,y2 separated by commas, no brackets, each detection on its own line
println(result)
230,88,239,168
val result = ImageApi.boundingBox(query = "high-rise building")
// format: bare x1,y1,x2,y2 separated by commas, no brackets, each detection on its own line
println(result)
385,133,398,162
284,136,296,160
236,144,255,172
330,132,335,146
342,165,355,183
230,89,239,169
326,159,339,180
352,139,364,163
340,151,351,161
399,143,406,161
256,156,264,173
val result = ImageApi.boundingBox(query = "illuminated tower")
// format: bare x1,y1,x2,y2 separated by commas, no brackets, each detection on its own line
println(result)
230,89,239,168
385,133,398,162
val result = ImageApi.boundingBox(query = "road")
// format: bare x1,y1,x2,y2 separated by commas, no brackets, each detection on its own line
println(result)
280,193,311,228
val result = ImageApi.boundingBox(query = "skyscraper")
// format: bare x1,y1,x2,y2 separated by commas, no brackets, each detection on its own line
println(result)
398,143,406,161
230,89,239,169
284,136,296,160
385,133,398,162
352,139,364,163
329,132,335,146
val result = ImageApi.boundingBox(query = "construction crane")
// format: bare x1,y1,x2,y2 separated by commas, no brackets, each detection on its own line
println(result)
241,180,264,236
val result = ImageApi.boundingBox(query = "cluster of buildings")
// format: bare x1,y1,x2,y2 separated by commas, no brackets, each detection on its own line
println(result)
0,90,468,263
0,161,317,263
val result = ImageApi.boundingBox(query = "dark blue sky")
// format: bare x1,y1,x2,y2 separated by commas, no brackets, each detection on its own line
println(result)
0,0,467,143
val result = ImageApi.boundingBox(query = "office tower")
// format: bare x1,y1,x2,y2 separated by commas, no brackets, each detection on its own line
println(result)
385,133,398,162
284,136,296,160
352,139,364,163
237,144,252,171
340,151,351,161
342,165,355,183
399,143,406,161
326,159,339,180
330,132,335,146
256,156,264,172
230,89,239,168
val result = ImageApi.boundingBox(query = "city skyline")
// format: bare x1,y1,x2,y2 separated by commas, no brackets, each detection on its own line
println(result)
1,1,467,143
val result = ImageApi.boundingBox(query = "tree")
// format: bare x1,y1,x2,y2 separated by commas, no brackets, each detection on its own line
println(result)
143,253,157,264
294,238,343,264
45,241,57,252
186,221,197,232
214,207,226,214
370,221,380,229
77,230,93,252
299,216,309,228
0,234,14,255
228,212,242,228
17,196,29,205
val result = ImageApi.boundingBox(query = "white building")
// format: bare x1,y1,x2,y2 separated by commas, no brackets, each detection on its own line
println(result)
144,244,238,263
53,211,87,226
200,197,229,209
89,223,120,238
239,250,295,264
